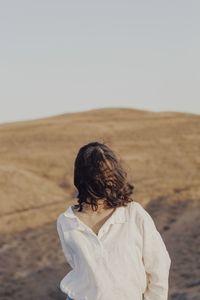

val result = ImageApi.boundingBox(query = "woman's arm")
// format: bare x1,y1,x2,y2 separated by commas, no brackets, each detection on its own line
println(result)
141,206,171,300
57,216,74,270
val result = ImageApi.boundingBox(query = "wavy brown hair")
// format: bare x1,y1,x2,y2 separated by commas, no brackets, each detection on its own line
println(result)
73,141,135,212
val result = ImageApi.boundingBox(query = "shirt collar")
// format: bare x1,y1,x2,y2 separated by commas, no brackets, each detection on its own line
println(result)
63,204,128,230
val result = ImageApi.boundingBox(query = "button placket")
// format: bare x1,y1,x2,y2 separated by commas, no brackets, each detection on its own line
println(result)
76,214,113,257
95,235,104,257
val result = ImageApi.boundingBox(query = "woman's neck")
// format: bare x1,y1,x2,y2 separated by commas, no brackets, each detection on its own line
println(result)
80,199,112,215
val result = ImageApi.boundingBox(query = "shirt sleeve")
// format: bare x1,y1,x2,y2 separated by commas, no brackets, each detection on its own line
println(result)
140,205,171,300
56,216,74,269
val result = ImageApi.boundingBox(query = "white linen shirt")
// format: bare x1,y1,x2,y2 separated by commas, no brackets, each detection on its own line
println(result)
57,201,171,300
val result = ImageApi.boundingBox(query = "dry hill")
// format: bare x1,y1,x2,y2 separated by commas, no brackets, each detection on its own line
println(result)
0,107,199,300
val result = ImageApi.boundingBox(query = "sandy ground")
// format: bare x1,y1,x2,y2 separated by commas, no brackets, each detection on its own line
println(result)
0,107,200,299
0,197,199,300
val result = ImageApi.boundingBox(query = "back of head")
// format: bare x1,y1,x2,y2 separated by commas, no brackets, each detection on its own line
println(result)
73,141,135,211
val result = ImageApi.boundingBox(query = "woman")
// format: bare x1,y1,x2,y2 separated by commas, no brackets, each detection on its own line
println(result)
57,141,171,300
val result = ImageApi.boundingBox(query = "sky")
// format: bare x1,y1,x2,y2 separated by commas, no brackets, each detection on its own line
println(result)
0,0,200,124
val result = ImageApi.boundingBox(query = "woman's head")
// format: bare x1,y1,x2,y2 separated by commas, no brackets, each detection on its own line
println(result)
73,141,135,211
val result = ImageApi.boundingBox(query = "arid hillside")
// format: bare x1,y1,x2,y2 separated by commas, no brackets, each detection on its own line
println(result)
0,107,199,300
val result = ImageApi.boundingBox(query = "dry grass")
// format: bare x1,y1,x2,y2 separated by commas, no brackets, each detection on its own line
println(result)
0,107,199,299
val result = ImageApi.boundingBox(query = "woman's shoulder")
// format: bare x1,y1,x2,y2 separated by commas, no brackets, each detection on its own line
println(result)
130,200,158,232
128,200,145,212
57,208,70,231
56,213,65,231
57,205,77,231
57,204,73,222
128,200,150,221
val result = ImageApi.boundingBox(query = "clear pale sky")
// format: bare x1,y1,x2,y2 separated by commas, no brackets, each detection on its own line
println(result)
0,0,200,124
